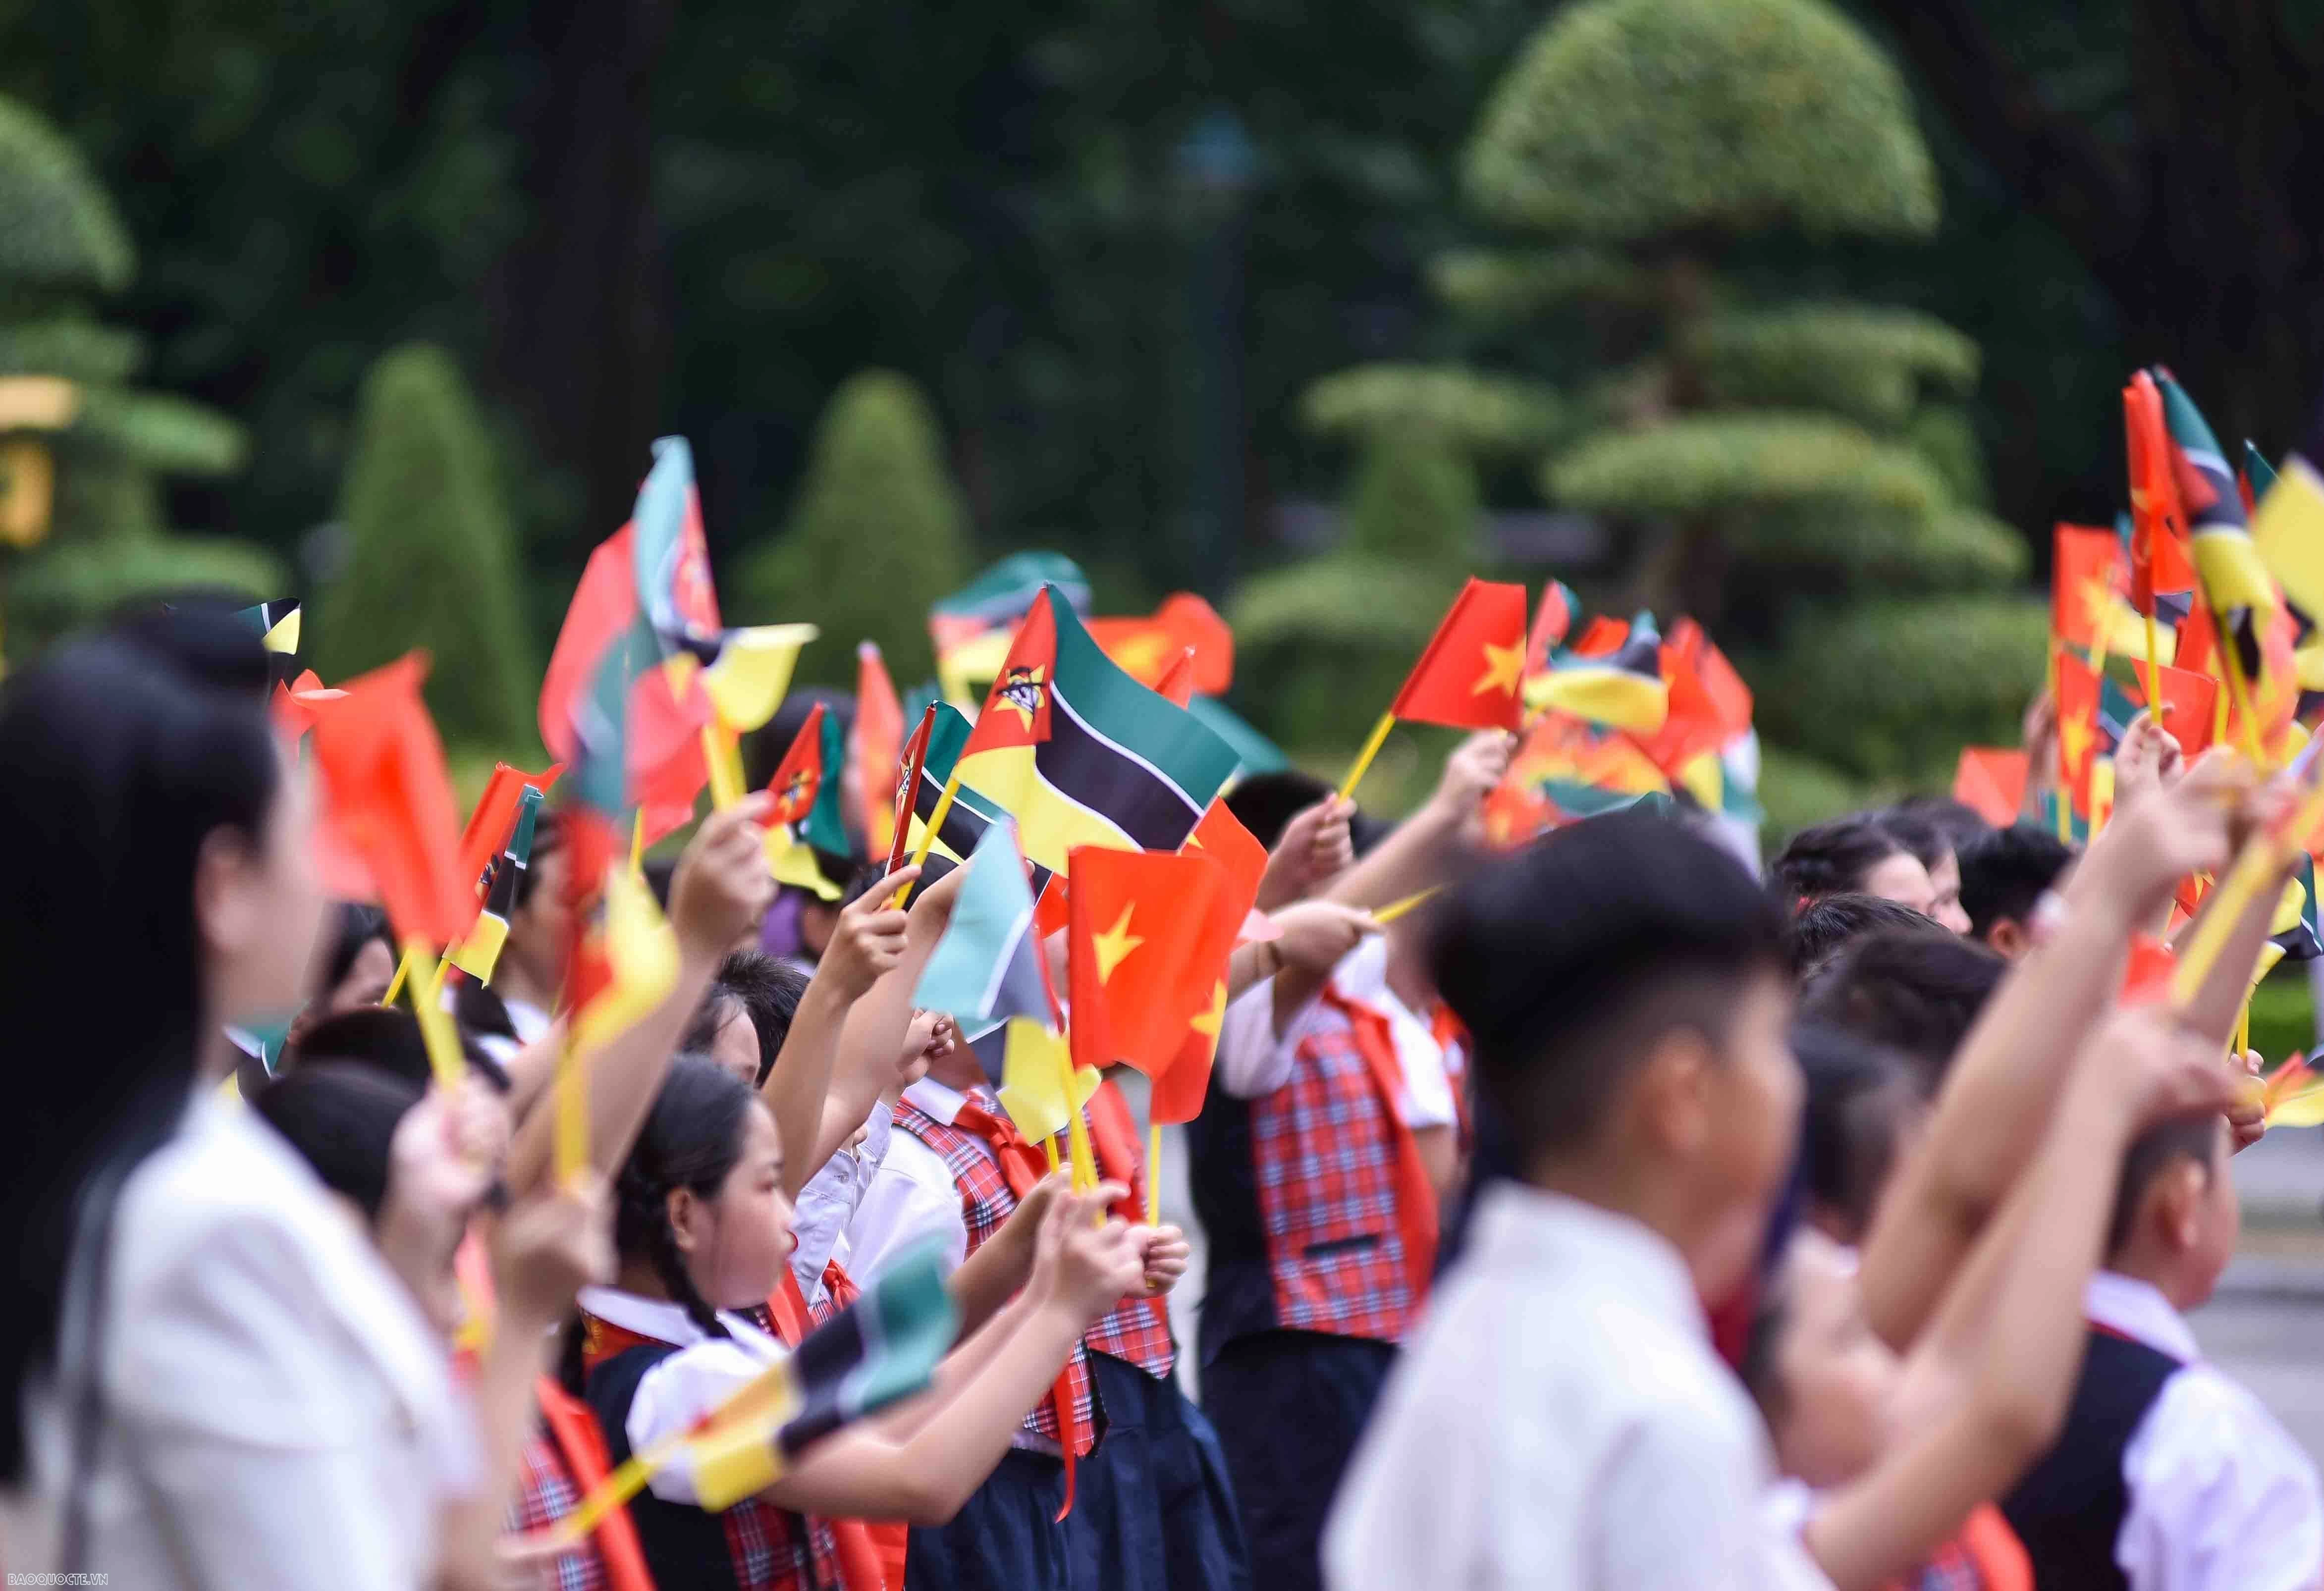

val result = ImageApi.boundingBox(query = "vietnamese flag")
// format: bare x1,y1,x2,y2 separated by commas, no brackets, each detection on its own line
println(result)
1522,580,1579,687
1066,847,1226,1080
1154,799,1269,1123
1950,748,2028,828
856,642,905,856
765,702,827,828
2124,371,2196,615
2134,664,2220,756
1087,592,1234,695
1638,617,1751,777
1390,578,1528,732
2055,650,2104,813
959,587,1059,758
2053,523,2126,654
308,652,472,949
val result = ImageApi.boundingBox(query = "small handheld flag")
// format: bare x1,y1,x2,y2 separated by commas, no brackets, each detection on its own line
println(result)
1342,577,1527,799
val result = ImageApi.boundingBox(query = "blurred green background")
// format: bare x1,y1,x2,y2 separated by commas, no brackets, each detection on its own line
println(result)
0,0,2318,840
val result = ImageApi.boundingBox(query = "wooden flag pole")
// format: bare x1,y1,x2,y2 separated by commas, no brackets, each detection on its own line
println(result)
1339,712,1396,802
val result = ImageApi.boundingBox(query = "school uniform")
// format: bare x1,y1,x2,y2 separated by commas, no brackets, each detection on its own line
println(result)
1324,1181,1831,1591
511,1376,658,1591
849,1075,1097,1591
792,1101,893,1311
1185,938,1457,1591
578,1286,838,1591
1067,1079,1252,1591
2000,1271,2323,1591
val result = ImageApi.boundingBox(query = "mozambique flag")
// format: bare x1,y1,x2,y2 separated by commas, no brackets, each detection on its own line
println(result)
2252,445,2324,629
630,437,721,649
450,785,548,982
1065,846,1228,1078
953,587,1240,878
931,552,1092,704
897,705,1055,902
2245,441,2278,515
913,819,1050,1031
234,598,303,688
764,704,829,830
308,653,472,949
1389,578,1527,732
2123,371,2196,616
856,642,906,857
1522,580,1580,693
2158,371,2286,636
1087,593,1235,695
1531,611,1669,733
2272,854,2322,964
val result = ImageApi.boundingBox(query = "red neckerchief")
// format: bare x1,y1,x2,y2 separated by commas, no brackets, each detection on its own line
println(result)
580,1308,676,1375
535,1375,659,1591
1317,986,1441,1303
949,1091,1086,1521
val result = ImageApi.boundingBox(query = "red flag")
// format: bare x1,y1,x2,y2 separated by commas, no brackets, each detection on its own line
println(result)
1950,748,2028,828
271,669,346,742
2053,523,2126,653
308,653,471,947
2124,372,2195,613
764,703,827,828
1154,648,1198,707
540,529,638,761
1087,592,1234,695
959,588,1058,759
2134,665,2220,757
1152,800,1268,1122
1638,617,1751,775
1568,614,1626,659
887,706,936,877
1523,580,1578,684
2121,936,2177,1005
1390,578,1527,731
855,643,905,856
1067,847,1226,1079
2055,650,2103,813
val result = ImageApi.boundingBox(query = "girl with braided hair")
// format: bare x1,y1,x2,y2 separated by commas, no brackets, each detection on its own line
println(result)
571,1056,1148,1591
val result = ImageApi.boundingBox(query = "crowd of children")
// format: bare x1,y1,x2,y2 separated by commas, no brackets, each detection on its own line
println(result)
0,590,2319,1591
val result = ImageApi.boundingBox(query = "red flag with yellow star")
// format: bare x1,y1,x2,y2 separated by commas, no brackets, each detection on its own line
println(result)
1151,798,1269,1122
1066,846,1227,1080
2055,649,2104,813
2053,523,2127,655
1390,578,1527,732
2133,663,2220,757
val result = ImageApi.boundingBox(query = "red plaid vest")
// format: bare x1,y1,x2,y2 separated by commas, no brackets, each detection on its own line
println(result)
511,1431,609,1591
1080,1080,1175,1379
892,1096,1098,1453
1245,1018,1428,1343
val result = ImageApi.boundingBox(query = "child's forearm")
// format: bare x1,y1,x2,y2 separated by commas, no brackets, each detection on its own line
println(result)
441,1306,559,1591
762,974,854,1198
505,952,717,1196
2179,854,2298,1046
1325,798,1461,915
944,1217,1037,1341
1857,862,2137,1347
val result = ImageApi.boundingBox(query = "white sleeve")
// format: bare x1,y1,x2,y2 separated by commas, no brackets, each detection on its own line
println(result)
2119,1366,2324,1591
1594,1407,1830,1591
1216,978,1299,1099
111,1218,457,1591
841,1131,969,1283
789,1102,893,1299
629,1338,792,1506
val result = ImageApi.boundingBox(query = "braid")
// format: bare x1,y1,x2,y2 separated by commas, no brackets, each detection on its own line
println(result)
615,1156,731,1342
556,1314,589,1395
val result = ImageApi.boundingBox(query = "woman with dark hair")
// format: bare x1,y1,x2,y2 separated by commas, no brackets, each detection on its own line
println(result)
1771,816,1936,919
1878,805,1973,935
0,614,471,1590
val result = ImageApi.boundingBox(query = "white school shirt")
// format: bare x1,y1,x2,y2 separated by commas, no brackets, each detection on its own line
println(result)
579,1287,792,1507
791,1100,894,1306
9,1089,478,1591
2085,1271,2324,1591
472,994,552,1066
1323,1182,1831,1591
1214,936,1458,1126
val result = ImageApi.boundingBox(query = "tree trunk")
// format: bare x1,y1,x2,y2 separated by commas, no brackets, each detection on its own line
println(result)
491,0,676,550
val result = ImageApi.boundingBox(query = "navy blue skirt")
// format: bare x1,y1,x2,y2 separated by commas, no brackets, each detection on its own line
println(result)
1068,1352,1251,1591
905,1446,1071,1591
1201,1330,1396,1591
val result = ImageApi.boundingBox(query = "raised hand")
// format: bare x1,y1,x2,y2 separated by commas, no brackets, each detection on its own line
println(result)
491,1173,614,1329
1257,796,1357,911
2113,710,2186,813
817,867,917,999
1138,1224,1192,1296
1037,1182,1145,1320
670,795,776,962
1265,900,1381,976
2080,747,2252,919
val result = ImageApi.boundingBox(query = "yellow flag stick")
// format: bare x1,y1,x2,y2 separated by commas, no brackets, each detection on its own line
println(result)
2216,627,2269,765
1339,711,1396,803
545,1361,797,1547
1147,1121,1163,1228
402,939,468,1092
891,767,963,908
1373,885,1444,926
2172,772,2324,1005
1045,1134,1061,1173
2051,645,2072,844
381,946,415,1008
629,808,647,876
1059,1047,1096,1202
2237,1002,2252,1061
2143,611,2164,725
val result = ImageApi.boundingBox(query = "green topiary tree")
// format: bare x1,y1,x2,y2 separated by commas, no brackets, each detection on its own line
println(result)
0,94,262,654
1307,0,2044,797
738,370,973,689
314,344,535,748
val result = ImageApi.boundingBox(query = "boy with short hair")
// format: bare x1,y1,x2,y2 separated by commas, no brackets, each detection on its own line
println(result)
1324,809,1824,1590
2001,1114,2323,1588
1799,926,2006,1094
1956,824,2077,957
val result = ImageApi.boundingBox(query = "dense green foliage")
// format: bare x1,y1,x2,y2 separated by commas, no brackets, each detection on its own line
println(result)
0,90,257,652
738,371,972,689
315,345,534,747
